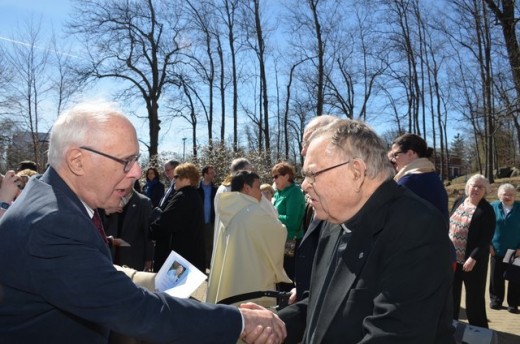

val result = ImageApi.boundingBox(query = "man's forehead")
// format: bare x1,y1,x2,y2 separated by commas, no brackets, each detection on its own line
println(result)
305,137,337,165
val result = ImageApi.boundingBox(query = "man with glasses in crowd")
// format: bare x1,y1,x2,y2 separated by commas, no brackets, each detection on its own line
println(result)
0,101,286,344
278,119,454,343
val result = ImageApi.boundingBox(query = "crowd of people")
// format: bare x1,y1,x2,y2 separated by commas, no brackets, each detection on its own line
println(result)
0,100,519,343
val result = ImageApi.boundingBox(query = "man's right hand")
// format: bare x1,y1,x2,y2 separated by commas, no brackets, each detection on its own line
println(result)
239,303,286,344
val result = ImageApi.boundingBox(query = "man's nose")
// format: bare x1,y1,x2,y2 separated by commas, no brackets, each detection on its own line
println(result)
127,161,141,178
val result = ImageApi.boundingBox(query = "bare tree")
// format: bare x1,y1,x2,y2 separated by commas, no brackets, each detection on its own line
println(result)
67,0,187,158
1,17,52,169
218,0,241,152
185,0,218,151
239,0,271,162
484,0,520,153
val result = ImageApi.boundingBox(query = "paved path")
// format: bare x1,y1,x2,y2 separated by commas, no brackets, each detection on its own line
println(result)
459,267,520,344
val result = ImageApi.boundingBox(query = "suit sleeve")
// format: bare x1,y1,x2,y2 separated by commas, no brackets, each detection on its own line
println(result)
28,211,242,344
468,202,495,261
150,191,189,238
277,299,308,344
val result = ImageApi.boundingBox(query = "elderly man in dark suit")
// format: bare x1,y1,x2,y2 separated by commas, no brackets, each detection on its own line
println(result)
101,186,154,271
0,100,285,344
277,119,455,343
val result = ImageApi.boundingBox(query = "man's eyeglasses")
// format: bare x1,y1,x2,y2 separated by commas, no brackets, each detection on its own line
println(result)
302,160,351,184
80,146,140,173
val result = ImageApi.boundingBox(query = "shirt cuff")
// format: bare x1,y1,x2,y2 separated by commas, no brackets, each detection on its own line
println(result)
239,309,246,339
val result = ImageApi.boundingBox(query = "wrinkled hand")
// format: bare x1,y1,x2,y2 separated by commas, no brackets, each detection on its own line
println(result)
239,303,286,344
0,170,21,203
463,257,476,272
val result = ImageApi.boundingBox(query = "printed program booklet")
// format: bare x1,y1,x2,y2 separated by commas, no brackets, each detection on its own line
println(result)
503,249,520,266
155,250,207,298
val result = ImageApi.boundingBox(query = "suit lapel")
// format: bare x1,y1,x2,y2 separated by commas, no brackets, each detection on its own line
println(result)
306,225,342,337
311,231,372,343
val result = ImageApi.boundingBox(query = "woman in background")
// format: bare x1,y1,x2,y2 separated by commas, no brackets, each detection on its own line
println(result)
272,162,306,290
150,163,205,272
143,167,165,207
449,174,495,327
260,183,275,203
489,183,520,313
389,133,448,221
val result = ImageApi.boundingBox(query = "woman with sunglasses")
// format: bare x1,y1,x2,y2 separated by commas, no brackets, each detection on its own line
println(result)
271,162,306,290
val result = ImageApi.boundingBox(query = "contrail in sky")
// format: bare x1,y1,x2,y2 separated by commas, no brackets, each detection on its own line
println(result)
0,35,81,59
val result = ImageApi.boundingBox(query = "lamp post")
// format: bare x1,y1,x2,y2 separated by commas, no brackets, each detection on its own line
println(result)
182,137,187,160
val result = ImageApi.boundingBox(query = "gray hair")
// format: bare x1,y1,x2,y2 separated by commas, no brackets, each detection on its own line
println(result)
165,160,181,169
465,174,490,196
48,100,125,169
303,115,338,149
497,183,516,196
230,158,252,173
312,119,395,180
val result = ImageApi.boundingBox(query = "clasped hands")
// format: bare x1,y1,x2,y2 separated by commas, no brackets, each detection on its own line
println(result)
239,303,286,344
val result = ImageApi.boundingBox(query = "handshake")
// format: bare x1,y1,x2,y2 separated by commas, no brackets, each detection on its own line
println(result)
239,303,287,344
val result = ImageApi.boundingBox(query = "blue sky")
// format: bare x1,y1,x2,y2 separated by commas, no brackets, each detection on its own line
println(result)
0,0,194,156
0,0,459,157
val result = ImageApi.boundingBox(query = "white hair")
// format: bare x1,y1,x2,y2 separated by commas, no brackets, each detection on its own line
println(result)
47,100,126,169
497,183,516,196
465,174,490,196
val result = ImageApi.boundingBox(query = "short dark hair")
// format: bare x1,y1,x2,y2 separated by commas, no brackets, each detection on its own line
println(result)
392,133,432,158
17,160,38,173
202,165,214,175
166,160,180,169
231,171,259,192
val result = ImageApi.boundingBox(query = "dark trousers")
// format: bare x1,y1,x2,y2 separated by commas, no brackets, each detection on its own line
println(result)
453,260,489,328
204,222,214,270
489,255,520,307
278,238,302,292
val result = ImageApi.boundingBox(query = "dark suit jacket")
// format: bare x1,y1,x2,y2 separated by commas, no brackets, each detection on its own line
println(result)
0,167,241,343
294,218,340,301
197,181,217,223
150,185,206,272
101,191,154,270
279,180,455,344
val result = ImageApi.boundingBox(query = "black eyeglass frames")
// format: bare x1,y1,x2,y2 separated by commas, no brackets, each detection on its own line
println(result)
80,146,140,173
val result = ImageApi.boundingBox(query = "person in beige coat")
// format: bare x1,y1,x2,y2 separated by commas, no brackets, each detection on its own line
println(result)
207,171,291,307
